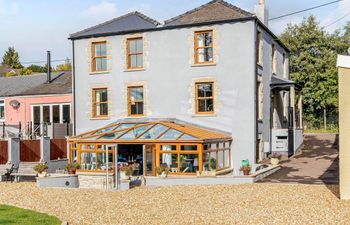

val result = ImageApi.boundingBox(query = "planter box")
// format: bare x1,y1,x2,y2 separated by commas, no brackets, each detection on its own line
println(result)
36,174,79,188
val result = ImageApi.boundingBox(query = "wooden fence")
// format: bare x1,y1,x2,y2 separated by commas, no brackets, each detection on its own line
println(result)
50,139,67,160
0,141,8,164
20,140,40,162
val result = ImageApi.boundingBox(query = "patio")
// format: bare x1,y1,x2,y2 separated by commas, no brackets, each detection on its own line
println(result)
0,182,347,225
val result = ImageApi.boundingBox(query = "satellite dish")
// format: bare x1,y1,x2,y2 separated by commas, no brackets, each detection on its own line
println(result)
9,100,20,109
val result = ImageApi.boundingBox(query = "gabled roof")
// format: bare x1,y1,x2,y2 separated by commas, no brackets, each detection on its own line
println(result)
70,11,161,39
19,71,72,96
69,120,231,143
0,72,71,97
164,0,253,27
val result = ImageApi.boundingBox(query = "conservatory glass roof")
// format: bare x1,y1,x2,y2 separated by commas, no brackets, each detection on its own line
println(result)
69,121,231,143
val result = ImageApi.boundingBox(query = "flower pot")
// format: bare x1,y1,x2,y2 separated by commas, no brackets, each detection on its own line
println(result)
120,171,130,180
38,171,47,178
242,170,250,176
68,168,76,175
160,171,167,179
270,158,280,166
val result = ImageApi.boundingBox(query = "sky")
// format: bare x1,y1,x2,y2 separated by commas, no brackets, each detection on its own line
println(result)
0,0,349,65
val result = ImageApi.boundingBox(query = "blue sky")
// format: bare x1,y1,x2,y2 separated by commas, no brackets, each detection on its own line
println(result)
0,0,349,65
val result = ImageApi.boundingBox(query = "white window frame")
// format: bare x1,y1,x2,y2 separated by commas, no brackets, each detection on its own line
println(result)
30,103,71,128
0,99,5,122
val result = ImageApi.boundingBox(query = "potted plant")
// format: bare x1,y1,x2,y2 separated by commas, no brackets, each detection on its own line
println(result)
119,164,131,180
131,163,140,176
239,165,251,176
156,166,170,178
34,163,48,177
269,153,281,166
64,162,80,174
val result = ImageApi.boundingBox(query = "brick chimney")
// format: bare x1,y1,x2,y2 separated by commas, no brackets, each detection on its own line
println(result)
255,0,269,26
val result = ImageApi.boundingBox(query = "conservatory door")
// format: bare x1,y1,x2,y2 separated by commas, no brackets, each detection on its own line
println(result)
144,145,156,176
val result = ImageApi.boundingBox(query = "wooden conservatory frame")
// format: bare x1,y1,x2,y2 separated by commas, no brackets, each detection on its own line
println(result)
68,121,232,176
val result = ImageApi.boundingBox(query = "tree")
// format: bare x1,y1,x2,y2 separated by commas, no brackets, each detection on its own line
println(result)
279,16,348,128
27,64,47,73
2,47,22,69
19,67,32,75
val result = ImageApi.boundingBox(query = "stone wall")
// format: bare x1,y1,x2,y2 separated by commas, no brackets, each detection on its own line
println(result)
78,174,115,189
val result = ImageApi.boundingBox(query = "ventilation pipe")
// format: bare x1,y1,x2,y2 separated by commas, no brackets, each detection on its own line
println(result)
255,0,269,27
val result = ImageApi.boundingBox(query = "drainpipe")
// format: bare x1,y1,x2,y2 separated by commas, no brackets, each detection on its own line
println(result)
71,40,76,136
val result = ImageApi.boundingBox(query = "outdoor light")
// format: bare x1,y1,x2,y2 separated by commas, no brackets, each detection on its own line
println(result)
9,100,20,109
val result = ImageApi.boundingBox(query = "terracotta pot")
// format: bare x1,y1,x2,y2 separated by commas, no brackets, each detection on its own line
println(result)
270,158,280,166
242,170,250,176
68,168,76,174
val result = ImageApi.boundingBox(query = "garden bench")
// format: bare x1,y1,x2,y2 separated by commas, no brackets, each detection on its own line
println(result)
12,162,38,182
0,164,14,182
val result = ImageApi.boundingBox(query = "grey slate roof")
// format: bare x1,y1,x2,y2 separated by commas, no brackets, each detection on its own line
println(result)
70,11,161,39
270,75,301,91
19,72,72,96
164,0,253,26
0,72,71,97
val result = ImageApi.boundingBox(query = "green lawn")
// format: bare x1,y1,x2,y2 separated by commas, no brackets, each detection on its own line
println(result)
0,205,61,225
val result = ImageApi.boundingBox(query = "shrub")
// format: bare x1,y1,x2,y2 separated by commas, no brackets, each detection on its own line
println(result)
64,162,80,171
33,163,48,173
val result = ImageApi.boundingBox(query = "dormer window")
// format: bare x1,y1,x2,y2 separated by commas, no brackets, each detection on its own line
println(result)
127,37,143,69
92,42,107,72
194,30,214,64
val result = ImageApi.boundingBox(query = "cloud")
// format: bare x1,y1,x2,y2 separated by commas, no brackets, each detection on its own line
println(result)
82,1,118,19
0,0,20,17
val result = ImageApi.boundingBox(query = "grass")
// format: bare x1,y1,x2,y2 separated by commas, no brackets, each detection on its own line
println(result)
304,128,338,134
0,204,61,225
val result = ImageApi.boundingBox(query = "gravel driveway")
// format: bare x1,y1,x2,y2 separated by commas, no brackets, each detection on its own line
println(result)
0,182,348,225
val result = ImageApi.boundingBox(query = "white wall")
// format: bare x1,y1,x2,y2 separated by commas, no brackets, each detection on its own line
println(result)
73,20,276,173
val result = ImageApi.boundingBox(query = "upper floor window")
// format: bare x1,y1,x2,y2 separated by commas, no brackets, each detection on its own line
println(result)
92,42,107,72
127,37,143,69
194,30,213,64
257,79,263,120
271,44,276,74
283,53,287,77
128,86,144,116
195,82,214,114
92,88,108,118
256,31,263,65
0,100,4,120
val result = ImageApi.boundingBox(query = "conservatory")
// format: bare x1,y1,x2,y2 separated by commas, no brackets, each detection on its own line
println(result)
68,120,232,176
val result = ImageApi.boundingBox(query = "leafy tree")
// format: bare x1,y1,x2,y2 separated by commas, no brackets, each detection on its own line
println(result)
280,16,348,128
2,47,22,69
19,67,32,75
55,62,72,71
27,64,47,73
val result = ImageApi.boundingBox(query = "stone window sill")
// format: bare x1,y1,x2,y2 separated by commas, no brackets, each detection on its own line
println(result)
90,117,111,120
89,71,110,75
124,68,146,72
191,63,216,67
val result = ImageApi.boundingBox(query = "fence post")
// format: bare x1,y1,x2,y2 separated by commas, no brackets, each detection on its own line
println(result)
2,122,4,139
40,136,50,163
8,138,20,167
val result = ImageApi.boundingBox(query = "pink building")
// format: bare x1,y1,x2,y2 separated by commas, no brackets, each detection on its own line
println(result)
0,72,72,139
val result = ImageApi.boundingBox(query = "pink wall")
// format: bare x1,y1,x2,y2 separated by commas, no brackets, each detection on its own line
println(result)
4,94,72,126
